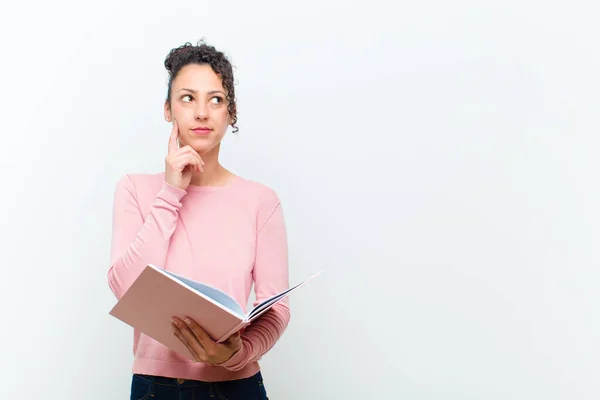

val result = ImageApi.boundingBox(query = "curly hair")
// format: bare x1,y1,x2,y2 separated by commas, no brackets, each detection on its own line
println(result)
164,39,238,134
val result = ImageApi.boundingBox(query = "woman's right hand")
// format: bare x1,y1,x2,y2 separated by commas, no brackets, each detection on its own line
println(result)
165,120,204,190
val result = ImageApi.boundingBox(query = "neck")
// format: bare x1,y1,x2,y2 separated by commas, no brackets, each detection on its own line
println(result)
188,144,231,187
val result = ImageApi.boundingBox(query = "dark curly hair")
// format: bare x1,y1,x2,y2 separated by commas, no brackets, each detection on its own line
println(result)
164,39,238,134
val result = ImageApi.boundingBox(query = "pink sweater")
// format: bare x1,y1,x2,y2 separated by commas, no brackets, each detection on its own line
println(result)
107,172,290,382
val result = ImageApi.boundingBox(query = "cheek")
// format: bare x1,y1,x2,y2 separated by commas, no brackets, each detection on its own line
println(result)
215,108,230,126
172,105,191,121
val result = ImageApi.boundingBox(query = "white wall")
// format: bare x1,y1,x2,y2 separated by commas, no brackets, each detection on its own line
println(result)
0,1,598,398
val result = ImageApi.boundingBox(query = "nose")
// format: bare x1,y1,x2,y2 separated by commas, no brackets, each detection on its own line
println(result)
194,101,209,120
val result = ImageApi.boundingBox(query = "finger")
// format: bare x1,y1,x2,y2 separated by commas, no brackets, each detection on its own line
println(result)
172,324,192,350
177,153,203,172
184,164,202,174
183,317,215,350
186,155,204,172
172,319,207,360
174,318,208,355
176,146,205,166
171,154,197,172
168,120,179,154
172,148,204,172
172,324,201,361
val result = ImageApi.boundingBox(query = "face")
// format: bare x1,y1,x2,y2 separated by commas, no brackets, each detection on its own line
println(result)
164,64,231,155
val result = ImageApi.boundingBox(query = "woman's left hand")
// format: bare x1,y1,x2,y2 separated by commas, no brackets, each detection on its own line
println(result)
171,317,242,365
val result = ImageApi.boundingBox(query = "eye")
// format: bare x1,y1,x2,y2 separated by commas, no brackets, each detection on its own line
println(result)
181,94,193,102
210,96,223,105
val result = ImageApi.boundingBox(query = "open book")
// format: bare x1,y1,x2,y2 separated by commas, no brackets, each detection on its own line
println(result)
109,264,323,360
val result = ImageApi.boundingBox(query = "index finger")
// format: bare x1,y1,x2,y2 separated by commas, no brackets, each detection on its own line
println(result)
184,317,215,348
168,119,179,154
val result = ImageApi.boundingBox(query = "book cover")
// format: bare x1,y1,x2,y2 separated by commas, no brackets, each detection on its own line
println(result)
109,264,323,360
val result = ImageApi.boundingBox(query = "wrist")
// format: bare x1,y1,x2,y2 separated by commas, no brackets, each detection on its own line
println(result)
217,342,246,369
162,180,187,195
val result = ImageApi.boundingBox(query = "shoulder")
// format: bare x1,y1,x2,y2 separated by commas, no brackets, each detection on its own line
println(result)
233,176,285,228
113,172,167,198
234,176,281,207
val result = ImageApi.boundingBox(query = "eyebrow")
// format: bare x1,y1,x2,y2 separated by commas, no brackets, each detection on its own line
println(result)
178,88,226,96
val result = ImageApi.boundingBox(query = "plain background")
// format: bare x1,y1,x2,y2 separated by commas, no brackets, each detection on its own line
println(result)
0,0,598,399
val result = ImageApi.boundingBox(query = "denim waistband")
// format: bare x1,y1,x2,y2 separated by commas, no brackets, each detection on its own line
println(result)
134,371,263,388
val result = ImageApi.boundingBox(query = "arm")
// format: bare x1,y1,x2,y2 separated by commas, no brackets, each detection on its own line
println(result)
219,201,291,371
107,174,187,299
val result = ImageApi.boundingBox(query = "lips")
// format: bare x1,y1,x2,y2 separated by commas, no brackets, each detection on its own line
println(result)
191,127,212,135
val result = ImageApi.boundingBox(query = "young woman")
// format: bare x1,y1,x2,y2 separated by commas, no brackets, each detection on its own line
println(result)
107,40,289,400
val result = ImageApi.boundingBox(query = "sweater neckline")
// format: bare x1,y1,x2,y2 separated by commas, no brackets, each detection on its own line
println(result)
183,174,243,194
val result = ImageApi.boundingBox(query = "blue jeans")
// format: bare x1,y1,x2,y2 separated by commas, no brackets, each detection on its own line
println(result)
130,371,269,400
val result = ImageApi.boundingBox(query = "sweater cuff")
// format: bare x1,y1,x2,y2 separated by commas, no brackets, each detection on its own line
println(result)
158,180,187,204
219,342,248,370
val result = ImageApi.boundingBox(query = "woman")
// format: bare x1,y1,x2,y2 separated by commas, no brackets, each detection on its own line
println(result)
107,40,289,400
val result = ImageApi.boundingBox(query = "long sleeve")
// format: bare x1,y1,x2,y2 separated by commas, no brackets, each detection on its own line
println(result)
107,174,187,299
220,201,291,371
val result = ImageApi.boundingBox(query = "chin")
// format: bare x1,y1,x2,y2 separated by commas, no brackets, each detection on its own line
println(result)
179,135,205,148
190,141,219,155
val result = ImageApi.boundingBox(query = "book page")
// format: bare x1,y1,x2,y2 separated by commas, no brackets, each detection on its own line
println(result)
247,270,325,320
248,284,299,320
163,270,244,317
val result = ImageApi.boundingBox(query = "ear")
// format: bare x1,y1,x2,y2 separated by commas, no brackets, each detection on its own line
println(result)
164,101,172,122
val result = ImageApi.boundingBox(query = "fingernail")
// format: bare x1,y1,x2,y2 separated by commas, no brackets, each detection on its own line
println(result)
185,318,192,325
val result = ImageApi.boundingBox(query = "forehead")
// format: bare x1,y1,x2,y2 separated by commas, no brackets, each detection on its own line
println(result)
173,64,224,91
